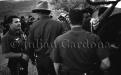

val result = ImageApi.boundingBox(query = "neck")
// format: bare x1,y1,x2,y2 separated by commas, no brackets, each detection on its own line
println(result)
71,25,82,29
39,15,50,19
10,27,21,31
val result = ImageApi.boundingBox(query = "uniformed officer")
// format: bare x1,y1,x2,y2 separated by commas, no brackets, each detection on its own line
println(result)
1,16,29,75
28,1,64,75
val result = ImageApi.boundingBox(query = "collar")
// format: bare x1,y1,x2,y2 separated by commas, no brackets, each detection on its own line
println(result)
71,25,84,31
9,29,22,36
71,25,81,28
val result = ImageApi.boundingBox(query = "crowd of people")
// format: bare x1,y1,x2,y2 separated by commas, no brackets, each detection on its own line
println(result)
0,0,121,75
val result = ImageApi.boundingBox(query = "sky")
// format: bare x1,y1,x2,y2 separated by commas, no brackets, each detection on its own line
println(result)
0,0,31,1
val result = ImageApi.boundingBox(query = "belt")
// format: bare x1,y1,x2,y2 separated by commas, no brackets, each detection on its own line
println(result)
59,69,100,75
68,71,87,75
59,69,95,75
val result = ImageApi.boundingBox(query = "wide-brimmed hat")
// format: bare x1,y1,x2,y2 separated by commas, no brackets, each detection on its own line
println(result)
32,1,51,15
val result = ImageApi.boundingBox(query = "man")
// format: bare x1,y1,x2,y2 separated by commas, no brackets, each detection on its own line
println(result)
82,7,94,32
52,9,110,75
90,0,119,33
1,16,29,75
28,1,64,75
90,7,108,33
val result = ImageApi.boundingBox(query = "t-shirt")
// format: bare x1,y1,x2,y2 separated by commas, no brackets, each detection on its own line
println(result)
52,27,110,72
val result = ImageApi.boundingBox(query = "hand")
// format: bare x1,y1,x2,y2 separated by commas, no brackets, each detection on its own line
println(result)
22,53,29,61
100,57,110,70
111,44,119,49
90,18,99,26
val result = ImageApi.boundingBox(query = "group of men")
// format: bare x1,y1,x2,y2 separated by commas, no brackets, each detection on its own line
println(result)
1,1,120,75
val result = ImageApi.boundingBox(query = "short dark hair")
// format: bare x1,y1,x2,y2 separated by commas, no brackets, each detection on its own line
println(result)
69,9,89,25
5,16,19,24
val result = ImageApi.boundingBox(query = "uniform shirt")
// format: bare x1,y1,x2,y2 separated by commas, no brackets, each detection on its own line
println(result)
52,27,110,72
2,29,27,68
28,17,65,57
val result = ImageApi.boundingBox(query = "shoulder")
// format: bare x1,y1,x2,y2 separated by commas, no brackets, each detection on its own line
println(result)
48,19,63,25
2,32,9,39
48,19,60,23
47,19,65,31
55,31,70,43
30,20,40,29
90,32,99,39
85,31,100,40
1,33,10,43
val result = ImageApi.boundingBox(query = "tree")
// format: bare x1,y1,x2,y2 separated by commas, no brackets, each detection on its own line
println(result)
50,0,89,12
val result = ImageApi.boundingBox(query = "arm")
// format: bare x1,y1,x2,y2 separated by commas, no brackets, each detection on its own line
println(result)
3,52,22,58
91,1,119,32
3,52,29,62
95,36,111,70
2,36,23,58
54,63,61,75
97,48,111,70
99,44,119,70
99,0,120,22
100,57,110,70
51,39,62,75
26,23,36,62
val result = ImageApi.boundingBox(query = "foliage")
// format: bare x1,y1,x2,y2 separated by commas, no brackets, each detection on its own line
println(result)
50,0,89,12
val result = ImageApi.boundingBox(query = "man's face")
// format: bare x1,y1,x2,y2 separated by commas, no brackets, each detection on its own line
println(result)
10,18,21,30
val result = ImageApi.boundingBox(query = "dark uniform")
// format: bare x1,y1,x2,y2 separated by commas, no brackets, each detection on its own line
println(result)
2,29,28,75
52,27,110,75
28,16,64,75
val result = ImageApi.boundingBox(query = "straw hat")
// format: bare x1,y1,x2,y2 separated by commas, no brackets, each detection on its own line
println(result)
32,1,51,15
